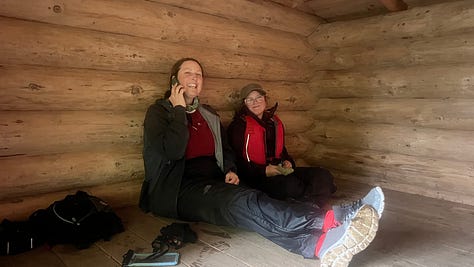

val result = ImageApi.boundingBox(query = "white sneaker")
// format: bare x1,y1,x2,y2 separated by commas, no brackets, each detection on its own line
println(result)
317,205,379,267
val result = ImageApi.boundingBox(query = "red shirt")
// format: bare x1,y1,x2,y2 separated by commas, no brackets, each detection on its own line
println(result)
185,110,215,159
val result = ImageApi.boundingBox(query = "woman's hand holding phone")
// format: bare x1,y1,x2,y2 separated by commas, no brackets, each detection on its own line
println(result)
168,76,186,107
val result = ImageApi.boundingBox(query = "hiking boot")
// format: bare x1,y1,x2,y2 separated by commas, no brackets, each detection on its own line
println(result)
333,186,385,223
316,205,379,267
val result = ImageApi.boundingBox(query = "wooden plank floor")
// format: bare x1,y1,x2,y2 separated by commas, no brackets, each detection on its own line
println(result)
1,180,473,267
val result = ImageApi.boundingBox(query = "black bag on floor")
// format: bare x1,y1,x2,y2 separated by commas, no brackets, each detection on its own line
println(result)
29,190,124,249
151,222,197,254
0,219,45,255
121,223,196,266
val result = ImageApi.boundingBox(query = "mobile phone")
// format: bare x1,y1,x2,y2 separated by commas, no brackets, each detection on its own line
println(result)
122,250,180,266
171,75,179,88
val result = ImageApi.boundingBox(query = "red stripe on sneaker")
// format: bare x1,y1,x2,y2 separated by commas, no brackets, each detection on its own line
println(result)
315,231,327,257
315,210,340,257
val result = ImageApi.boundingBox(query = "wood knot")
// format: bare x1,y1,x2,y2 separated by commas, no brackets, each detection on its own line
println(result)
130,85,143,95
53,5,62,13
229,90,240,100
28,83,44,91
287,96,297,103
261,16,271,23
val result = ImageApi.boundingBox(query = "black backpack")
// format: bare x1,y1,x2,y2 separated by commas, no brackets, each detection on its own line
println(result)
29,190,124,249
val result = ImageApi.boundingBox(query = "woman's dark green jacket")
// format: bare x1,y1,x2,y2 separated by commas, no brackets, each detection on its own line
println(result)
139,99,236,218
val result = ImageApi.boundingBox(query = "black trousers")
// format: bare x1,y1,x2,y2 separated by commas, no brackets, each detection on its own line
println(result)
177,157,325,258
258,167,337,207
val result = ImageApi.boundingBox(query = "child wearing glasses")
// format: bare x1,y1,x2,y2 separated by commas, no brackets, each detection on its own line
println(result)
227,83,337,208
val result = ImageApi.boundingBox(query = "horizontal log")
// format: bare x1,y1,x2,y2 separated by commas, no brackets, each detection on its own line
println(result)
148,0,322,36
308,1,474,47
307,121,474,162
201,79,315,111
1,110,312,156
300,0,387,22
0,147,143,200
0,65,163,111
305,144,474,205
0,64,315,111
0,0,313,62
311,64,474,98
277,112,315,134
0,111,143,156
313,98,474,130
379,0,408,11
310,31,474,70
285,133,314,157
307,146,474,205
0,179,142,221
331,166,474,205
0,17,312,82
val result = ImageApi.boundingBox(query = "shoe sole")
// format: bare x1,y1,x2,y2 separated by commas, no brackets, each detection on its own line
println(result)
320,205,379,267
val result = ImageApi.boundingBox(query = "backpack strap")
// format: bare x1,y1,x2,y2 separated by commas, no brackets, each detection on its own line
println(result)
51,202,96,226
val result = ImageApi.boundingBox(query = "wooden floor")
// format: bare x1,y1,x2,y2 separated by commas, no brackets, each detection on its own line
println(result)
1,180,473,267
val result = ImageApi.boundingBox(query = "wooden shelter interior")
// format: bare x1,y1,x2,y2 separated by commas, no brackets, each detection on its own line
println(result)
0,0,473,266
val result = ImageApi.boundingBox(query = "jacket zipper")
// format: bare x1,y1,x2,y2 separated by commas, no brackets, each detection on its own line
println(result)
245,133,250,162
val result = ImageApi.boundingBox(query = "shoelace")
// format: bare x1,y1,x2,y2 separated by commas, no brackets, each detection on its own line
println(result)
338,199,363,222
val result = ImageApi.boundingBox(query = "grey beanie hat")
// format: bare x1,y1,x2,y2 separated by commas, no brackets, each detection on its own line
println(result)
240,83,266,100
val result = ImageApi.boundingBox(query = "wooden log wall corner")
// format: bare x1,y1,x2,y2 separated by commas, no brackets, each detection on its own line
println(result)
1,0,473,220
0,0,318,220
307,0,474,205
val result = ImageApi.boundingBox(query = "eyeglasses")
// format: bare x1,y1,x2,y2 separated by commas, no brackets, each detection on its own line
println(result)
244,95,265,105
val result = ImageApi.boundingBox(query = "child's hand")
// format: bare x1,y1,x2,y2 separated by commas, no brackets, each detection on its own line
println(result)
282,160,293,169
266,164,282,177
277,163,294,176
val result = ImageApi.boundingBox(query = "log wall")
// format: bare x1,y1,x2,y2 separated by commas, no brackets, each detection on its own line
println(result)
307,0,474,205
0,0,315,220
1,0,473,220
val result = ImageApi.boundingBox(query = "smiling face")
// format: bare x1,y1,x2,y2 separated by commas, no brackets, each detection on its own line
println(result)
177,60,203,104
244,90,267,119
